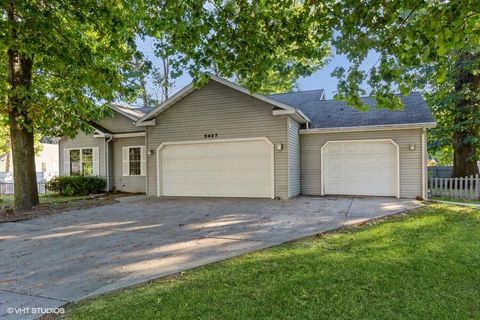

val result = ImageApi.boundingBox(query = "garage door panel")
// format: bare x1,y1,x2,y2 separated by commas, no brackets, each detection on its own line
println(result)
159,139,273,198
323,140,398,197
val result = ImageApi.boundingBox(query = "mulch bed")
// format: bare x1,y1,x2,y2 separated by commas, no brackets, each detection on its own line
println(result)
0,193,133,223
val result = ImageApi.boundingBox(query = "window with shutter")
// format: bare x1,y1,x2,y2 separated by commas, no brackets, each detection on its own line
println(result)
123,146,145,176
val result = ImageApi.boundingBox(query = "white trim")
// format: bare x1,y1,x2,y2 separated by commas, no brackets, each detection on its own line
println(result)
319,90,326,100
65,147,97,176
122,145,146,177
320,139,400,198
112,132,145,138
137,119,155,126
93,129,107,138
105,136,113,191
136,74,310,125
272,109,309,124
109,104,142,121
422,129,427,199
105,139,108,189
300,122,437,134
156,137,275,199
137,82,195,125
286,118,291,198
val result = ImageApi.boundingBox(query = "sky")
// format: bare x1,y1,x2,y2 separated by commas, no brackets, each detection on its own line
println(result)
134,39,378,106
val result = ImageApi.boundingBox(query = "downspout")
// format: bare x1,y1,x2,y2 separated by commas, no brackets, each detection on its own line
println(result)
145,127,148,195
105,136,113,191
422,128,427,199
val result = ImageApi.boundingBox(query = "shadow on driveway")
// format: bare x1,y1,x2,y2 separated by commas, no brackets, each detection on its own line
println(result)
0,196,421,319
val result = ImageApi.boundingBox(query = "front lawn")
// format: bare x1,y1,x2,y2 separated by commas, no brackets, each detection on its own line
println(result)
0,193,129,223
66,204,480,320
0,194,90,207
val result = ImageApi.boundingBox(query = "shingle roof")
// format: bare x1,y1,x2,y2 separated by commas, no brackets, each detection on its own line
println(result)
110,104,146,120
268,91,434,129
269,89,325,107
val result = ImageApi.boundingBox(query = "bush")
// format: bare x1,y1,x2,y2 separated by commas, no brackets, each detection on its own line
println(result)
46,176,106,196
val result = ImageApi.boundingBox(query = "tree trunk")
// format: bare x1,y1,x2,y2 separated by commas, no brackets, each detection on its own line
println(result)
8,111,39,210
162,57,169,101
7,0,39,210
452,52,480,177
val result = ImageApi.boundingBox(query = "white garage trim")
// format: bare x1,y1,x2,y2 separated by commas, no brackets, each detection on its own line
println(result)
156,137,275,198
320,139,400,198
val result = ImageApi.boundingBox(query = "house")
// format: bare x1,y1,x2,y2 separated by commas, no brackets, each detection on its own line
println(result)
59,75,435,199
1,143,59,183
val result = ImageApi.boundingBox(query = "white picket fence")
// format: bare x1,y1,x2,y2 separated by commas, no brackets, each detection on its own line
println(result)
0,182,47,196
428,174,480,200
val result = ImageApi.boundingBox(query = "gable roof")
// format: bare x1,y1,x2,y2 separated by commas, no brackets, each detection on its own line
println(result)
109,104,148,121
136,74,310,125
269,89,325,105
269,91,435,129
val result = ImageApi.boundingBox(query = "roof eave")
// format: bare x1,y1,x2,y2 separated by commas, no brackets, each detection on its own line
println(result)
299,122,436,134
109,104,141,121
272,109,310,123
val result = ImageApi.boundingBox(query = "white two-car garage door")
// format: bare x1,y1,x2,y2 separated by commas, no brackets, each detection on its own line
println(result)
322,140,399,197
158,138,274,198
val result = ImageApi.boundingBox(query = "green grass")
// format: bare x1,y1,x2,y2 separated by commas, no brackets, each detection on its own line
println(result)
66,204,480,320
0,194,89,206
432,196,480,205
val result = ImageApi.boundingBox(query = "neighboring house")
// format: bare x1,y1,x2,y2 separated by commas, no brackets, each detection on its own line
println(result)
59,75,436,199
0,143,59,182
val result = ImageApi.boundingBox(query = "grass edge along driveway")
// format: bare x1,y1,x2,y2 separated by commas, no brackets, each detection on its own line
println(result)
64,204,480,320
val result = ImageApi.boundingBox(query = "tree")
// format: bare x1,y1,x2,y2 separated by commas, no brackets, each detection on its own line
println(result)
1,1,333,209
128,55,153,108
426,57,480,172
325,0,480,176
1,1,145,209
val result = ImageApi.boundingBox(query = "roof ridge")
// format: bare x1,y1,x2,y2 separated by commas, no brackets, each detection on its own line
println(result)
269,88,325,96
315,91,422,103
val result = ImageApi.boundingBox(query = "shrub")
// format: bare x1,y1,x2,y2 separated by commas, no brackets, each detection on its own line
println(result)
46,176,106,196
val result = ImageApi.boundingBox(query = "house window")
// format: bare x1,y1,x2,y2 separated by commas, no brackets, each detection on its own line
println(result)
122,146,145,176
70,149,81,175
69,148,94,176
129,147,141,176
82,149,94,176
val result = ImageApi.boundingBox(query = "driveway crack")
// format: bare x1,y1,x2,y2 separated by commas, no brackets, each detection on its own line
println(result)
343,197,355,226
0,288,68,302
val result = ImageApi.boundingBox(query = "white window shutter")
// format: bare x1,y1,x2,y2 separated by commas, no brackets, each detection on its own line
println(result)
122,147,129,176
92,147,100,176
140,146,146,176
63,149,70,175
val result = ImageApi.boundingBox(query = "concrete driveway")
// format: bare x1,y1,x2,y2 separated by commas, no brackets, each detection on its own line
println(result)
0,196,421,319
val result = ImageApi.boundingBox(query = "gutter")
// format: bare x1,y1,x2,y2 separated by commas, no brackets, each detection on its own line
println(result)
299,122,436,134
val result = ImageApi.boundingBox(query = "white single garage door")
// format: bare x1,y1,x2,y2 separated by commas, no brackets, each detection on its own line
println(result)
158,138,274,198
322,140,399,197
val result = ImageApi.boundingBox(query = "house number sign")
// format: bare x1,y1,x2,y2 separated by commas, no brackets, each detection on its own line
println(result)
204,133,218,138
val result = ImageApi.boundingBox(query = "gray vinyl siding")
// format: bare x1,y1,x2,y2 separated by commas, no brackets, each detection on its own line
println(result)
300,129,424,199
58,132,106,178
146,80,289,198
107,140,114,190
97,112,141,133
287,117,301,197
112,137,146,193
